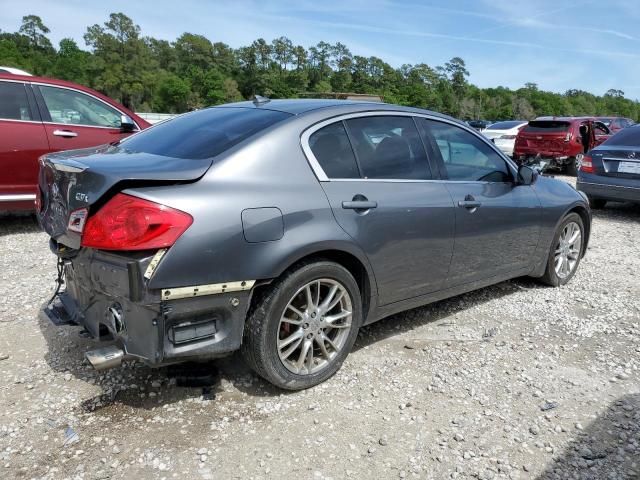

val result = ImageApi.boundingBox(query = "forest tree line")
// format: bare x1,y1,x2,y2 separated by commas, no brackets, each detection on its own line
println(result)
1,13,639,121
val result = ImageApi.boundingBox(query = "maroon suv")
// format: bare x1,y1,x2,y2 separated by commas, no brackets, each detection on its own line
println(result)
0,73,151,212
513,117,611,175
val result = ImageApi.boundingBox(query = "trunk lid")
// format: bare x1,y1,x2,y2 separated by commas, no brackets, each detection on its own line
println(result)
590,146,640,178
37,144,212,248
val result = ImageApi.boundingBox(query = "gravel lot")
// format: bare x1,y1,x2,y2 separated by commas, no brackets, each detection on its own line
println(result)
1,176,639,480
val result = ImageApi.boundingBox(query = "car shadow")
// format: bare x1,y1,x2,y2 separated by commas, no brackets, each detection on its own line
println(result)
537,393,640,479
353,277,534,351
36,278,536,407
0,213,41,236
592,201,640,221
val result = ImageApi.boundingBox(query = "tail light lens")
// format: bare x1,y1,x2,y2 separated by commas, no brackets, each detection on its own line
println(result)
81,193,193,250
579,155,594,173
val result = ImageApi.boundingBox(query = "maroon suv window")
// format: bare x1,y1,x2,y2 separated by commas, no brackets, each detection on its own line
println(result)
524,121,570,133
0,81,33,121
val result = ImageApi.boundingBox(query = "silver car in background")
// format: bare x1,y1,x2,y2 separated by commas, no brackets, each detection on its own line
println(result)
482,120,528,157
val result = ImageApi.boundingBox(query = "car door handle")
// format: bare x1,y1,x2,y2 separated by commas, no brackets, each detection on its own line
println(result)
458,200,481,208
52,129,78,138
342,200,377,210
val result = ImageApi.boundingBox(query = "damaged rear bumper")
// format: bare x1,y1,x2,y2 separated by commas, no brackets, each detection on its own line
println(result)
45,245,254,367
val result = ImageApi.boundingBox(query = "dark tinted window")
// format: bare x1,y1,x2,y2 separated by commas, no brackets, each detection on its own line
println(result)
418,118,511,182
524,121,570,133
486,121,525,130
121,107,290,159
344,116,431,179
602,125,640,146
309,122,359,178
0,81,33,121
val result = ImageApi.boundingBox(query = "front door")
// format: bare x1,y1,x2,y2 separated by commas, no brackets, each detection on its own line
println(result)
305,115,455,305
417,117,541,287
34,84,128,152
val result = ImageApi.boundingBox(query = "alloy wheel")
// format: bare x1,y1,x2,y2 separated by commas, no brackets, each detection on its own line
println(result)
554,221,582,279
277,278,353,375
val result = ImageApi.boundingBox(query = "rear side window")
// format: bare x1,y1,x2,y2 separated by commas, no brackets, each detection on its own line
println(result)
418,118,511,183
602,126,640,146
486,121,524,130
0,81,33,121
524,121,570,133
344,116,432,179
309,122,360,179
121,107,291,160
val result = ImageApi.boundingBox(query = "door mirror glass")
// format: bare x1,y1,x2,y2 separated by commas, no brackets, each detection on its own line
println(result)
517,165,537,185
120,114,136,133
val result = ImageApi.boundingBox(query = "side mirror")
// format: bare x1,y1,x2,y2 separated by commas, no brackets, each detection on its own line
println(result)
517,165,538,185
120,114,136,133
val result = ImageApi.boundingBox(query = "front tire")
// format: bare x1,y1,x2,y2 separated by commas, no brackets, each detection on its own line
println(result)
241,261,362,390
539,213,584,287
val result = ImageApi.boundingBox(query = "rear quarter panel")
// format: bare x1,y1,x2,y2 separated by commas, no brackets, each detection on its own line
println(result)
127,110,376,294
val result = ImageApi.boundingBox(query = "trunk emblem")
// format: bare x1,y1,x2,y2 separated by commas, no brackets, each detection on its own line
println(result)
75,192,89,202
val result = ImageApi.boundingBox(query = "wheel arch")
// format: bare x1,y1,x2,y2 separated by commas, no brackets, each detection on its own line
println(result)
251,245,377,322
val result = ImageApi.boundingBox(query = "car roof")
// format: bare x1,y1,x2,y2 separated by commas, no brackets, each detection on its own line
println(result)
215,98,461,122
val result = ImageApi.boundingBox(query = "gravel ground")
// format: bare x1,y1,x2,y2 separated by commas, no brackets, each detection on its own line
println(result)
1,176,639,480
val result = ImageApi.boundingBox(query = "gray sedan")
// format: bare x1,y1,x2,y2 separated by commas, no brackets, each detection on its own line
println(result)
38,99,591,390
577,124,640,208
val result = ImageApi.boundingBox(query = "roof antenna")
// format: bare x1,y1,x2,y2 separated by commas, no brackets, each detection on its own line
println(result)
252,95,270,106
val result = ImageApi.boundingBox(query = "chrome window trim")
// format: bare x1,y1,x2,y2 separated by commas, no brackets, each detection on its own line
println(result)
0,194,36,202
300,110,519,183
31,81,141,131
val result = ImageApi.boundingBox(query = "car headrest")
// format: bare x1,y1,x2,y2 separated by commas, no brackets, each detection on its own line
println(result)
370,136,412,177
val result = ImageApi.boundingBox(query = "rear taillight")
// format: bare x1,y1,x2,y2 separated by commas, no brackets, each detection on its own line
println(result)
81,193,193,250
579,155,594,173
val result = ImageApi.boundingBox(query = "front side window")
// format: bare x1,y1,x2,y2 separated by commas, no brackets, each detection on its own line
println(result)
418,118,512,183
38,85,122,128
344,116,431,179
308,122,360,179
0,81,33,121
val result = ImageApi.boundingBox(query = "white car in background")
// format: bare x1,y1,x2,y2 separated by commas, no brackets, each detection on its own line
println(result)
0,66,32,75
482,120,528,157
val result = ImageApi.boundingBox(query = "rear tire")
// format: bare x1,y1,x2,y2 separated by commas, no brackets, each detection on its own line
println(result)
539,213,584,287
565,157,579,176
241,261,362,390
588,196,606,209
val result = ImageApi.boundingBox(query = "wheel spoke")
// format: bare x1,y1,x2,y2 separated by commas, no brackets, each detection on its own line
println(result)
304,284,315,310
280,335,303,360
320,331,338,352
319,284,339,312
315,336,330,359
279,328,303,351
326,290,345,312
296,339,312,372
324,310,352,327
286,304,305,320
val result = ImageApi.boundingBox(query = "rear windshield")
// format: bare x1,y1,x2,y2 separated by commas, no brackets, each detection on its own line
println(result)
601,125,640,146
120,107,291,159
486,121,525,130
523,121,570,133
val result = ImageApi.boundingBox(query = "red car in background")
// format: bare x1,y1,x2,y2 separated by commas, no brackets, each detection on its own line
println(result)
0,73,151,212
595,116,635,134
513,117,611,175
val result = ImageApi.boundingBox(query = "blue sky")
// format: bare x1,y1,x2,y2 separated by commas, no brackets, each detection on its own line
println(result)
2,0,639,98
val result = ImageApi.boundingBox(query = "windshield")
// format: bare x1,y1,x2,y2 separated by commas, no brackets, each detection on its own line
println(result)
524,121,570,133
120,107,291,159
487,121,525,130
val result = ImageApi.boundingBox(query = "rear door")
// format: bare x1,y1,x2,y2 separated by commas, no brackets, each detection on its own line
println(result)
0,79,50,204
34,83,132,152
304,113,455,305
417,118,541,287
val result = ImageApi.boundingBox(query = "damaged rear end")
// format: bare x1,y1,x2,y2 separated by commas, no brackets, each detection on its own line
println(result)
37,146,251,369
